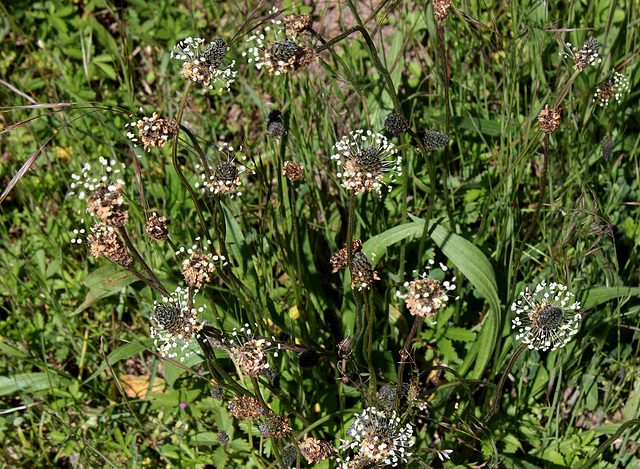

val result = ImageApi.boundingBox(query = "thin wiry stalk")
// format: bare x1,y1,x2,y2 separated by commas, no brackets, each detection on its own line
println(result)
483,342,527,423
118,226,168,296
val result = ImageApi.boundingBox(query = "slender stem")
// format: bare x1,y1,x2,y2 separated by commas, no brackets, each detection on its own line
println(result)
437,24,451,135
410,128,438,271
363,290,377,394
179,124,211,181
123,265,166,296
483,342,527,424
316,25,401,114
395,317,422,412
346,192,356,266
512,134,550,282
577,419,640,469
118,226,168,296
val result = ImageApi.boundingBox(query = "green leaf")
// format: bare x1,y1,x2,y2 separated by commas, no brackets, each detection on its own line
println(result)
83,342,147,385
579,286,640,310
0,372,61,396
444,327,477,342
73,265,139,315
409,215,501,379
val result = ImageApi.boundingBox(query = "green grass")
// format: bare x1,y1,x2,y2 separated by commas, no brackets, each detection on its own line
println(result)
1,0,640,467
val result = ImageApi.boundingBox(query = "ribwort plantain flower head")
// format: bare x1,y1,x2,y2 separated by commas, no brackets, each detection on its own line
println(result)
594,70,630,107
331,129,402,194
124,112,179,152
560,37,601,71
243,7,317,75
171,37,236,92
175,237,227,288
299,437,336,464
194,142,253,198
511,281,581,352
227,396,264,420
396,261,458,322
69,157,128,227
537,104,562,134
83,223,132,267
416,130,450,151
601,135,614,162
225,323,280,378
146,212,169,241
151,286,205,361
338,407,414,468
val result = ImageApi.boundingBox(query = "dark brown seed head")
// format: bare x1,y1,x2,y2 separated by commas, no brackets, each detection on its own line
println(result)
384,113,410,135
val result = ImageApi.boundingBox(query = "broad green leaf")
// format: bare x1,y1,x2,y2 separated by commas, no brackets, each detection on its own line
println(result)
73,265,139,315
409,215,501,379
444,327,477,342
579,286,640,310
0,372,61,396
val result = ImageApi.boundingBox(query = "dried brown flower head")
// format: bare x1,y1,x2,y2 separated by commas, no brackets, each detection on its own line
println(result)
263,40,318,74
433,0,451,21
351,251,380,291
397,262,457,319
537,104,561,134
284,13,311,37
267,109,287,139
384,113,410,135
85,182,129,227
282,161,304,181
125,113,179,151
87,223,132,267
146,213,169,240
259,413,292,438
228,396,265,420
231,339,270,377
330,239,363,273
299,437,335,464
182,251,214,288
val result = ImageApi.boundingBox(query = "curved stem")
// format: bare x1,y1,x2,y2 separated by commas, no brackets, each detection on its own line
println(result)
577,419,640,469
483,342,527,424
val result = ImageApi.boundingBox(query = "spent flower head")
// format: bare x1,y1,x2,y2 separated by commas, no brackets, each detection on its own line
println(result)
331,129,402,194
228,396,265,420
537,104,562,134
81,222,132,267
225,323,281,377
511,281,581,352
146,212,169,241
299,437,336,464
594,70,630,107
175,237,227,288
69,157,128,227
396,261,458,322
124,112,179,152
151,286,205,361
339,407,414,468
171,37,236,92
243,7,317,75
